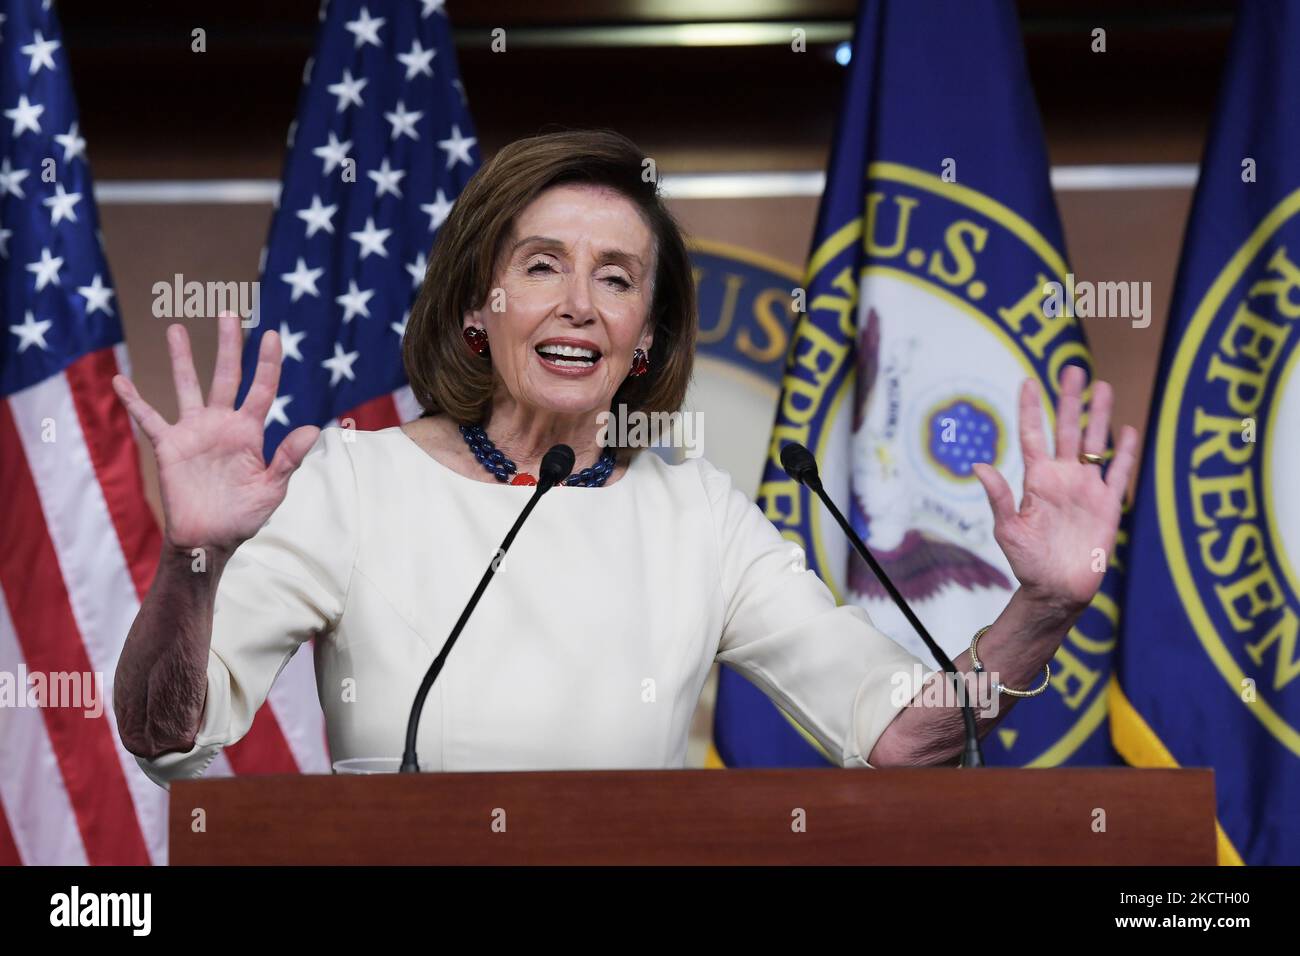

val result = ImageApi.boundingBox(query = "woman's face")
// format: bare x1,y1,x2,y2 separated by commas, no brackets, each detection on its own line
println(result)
465,183,656,421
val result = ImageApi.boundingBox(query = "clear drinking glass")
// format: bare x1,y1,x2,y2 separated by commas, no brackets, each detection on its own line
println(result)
331,757,431,774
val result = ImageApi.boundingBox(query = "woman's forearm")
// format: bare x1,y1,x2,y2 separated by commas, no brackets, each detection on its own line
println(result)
114,544,230,759
867,587,1084,767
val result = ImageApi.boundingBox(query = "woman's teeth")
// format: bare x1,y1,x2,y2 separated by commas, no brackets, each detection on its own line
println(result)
537,344,598,367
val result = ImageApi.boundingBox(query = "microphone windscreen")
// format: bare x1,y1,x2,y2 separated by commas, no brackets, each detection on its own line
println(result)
540,444,576,485
780,442,818,484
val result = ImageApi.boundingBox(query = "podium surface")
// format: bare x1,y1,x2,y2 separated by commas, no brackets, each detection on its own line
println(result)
169,768,1215,865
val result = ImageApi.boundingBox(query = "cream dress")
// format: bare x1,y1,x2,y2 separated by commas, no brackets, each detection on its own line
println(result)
137,426,928,787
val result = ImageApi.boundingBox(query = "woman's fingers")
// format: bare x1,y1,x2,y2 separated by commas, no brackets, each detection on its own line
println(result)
111,374,169,446
1106,424,1140,503
1054,365,1085,462
239,329,282,426
208,313,243,408
1018,377,1049,466
973,462,1016,528
167,323,205,416
1082,378,1114,457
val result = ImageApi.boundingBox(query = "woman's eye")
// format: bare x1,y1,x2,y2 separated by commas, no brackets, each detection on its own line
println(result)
602,275,631,289
527,261,555,274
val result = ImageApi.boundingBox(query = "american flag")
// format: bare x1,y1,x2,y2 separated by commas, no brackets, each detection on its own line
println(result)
0,0,477,864
238,0,479,447
0,0,169,864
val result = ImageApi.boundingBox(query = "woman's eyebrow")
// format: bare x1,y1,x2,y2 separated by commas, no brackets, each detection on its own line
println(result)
511,235,566,256
598,249,644,271
510,235,644,270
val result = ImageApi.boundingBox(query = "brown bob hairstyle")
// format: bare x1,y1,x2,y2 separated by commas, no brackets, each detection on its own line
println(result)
402,128,697,424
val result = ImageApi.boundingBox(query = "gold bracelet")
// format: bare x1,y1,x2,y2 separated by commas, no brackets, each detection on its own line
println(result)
969,624,1051,698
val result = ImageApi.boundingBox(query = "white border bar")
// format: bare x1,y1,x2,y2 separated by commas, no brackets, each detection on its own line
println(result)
96,179,281,204
93,164,1199,205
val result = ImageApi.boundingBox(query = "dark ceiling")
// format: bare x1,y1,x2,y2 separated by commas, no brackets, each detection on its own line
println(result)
53,0,1238,178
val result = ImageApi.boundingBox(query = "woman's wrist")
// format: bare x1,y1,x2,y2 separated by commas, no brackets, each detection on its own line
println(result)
159,536,235,576
973,587,1081,690
1010,582,1088,635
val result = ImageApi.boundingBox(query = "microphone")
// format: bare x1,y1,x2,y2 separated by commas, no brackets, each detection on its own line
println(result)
779,442,985,768
399,443,575,772
538,444,575,491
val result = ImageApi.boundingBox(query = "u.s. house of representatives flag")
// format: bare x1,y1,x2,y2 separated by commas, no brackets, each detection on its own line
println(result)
1113,0,1300,866
713,0,1123,768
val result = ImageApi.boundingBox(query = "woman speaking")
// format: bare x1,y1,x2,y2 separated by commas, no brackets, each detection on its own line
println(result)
111,130,1138,784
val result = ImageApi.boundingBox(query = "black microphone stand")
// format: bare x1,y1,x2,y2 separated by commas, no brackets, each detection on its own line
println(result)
781,443,985,767
399,445,574,772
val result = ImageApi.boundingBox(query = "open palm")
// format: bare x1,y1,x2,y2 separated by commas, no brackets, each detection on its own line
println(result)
972,366,1139,610
111,314,320,554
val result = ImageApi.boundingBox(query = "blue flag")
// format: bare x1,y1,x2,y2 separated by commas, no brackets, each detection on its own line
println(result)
237,0,479,459
713,0,1123,768
1112,0,1300,866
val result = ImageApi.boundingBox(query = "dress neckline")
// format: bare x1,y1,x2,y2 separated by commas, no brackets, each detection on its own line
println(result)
389,424,650,495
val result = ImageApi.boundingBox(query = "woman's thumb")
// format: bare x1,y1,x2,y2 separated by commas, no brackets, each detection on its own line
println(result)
267,425,321,486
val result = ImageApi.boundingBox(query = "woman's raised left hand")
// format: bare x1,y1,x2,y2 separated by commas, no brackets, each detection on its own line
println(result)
971,365,1140,612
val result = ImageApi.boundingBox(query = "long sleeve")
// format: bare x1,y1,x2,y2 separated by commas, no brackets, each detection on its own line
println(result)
703,458,931,767
134,427,359,788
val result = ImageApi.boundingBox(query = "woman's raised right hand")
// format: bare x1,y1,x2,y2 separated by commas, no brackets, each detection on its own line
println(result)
111,313,321,556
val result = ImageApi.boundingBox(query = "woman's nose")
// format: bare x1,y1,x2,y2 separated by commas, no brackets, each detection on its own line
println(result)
558,273,596,323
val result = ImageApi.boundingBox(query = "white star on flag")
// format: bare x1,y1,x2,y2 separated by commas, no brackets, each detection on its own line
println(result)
9,311,53,352
392,310,410,339
281,257,324,301
265,393,293,427
0,159,24,199
21,30,60,75
368,157,406,198
322,342,361,385
26,246,64,290
406,252,428,288
384,100,423,141
398,39,436,80
77,274,116,315
312,131,352,175
0,221,11,257
5,94,44,136
278,322,306,361
54,122,86,162
421,0,446,17
420,189,454,231
438,124,476,169
349,217,391,259
345,7,385,49
43,183,81,225
327,69,367,112
336,280,375,322
297,194,338,237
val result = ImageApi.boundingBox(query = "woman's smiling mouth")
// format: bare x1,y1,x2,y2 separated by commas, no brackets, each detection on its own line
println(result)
535,340,603,374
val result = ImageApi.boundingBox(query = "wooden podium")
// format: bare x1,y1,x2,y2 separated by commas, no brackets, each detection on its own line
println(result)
168,768,1216,865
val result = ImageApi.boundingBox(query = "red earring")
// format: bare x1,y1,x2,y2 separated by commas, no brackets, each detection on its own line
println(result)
630,347,650,378
463,326,489,357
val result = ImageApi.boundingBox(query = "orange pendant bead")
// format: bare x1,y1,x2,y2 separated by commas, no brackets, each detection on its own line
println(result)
509,473,538,486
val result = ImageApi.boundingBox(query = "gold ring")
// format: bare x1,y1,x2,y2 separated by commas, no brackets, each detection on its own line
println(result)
1078,452,1105,467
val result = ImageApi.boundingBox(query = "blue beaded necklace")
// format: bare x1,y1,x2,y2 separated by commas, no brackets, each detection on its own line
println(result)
459,423,617,487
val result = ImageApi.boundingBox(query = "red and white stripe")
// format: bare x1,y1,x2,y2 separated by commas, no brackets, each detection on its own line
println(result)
0,348,417,864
